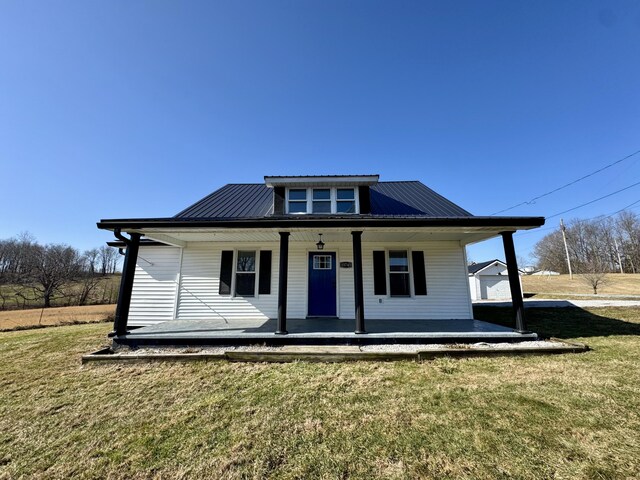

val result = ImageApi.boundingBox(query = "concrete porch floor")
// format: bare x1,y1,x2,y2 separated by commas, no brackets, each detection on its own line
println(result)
115,318,538,347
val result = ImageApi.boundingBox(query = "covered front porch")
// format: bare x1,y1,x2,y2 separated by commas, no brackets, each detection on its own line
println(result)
100,217,542,344
112,317,537,347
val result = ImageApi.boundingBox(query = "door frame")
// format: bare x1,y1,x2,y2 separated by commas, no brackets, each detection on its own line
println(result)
306,250,339,317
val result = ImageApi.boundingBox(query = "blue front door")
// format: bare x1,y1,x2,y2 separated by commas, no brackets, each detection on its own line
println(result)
308,252,337,317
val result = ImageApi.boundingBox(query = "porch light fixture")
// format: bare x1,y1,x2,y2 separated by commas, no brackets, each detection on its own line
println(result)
316,233,325,250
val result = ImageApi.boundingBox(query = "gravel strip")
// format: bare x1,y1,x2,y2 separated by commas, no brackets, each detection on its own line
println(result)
111,340,569,356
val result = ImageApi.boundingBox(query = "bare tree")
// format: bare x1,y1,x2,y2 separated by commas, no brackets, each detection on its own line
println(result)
22,244,83,307
576,253,608,294
98,245,120,275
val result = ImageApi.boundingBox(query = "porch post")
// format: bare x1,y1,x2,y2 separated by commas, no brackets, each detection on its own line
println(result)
352,231,366,334
113,232,141,336
501,231,527,332
276,232,290,334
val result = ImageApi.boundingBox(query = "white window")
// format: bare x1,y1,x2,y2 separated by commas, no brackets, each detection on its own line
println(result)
313,255,332,270
336,188,356,213
288,189,307,213
235,250,256,296
388,250,411,297
312,189,331,213
286,187,358,214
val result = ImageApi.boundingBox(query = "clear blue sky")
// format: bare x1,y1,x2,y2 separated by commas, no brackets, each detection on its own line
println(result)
1,1,639,264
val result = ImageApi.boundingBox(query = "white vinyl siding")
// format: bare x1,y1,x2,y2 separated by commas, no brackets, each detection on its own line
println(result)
363,241,472,320
177,243,278,320
129,246,181,325
129,239,473,324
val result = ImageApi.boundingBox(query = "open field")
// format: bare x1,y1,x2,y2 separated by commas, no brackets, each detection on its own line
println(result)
522,273,640,297
0,304,115,331
0,275,120,310
1,307,639,479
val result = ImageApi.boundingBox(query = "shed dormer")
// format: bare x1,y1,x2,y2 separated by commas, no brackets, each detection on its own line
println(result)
265,175,379,216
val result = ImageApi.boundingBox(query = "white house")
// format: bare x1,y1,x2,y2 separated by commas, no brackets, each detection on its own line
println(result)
99,175,544,341
468,259,521,301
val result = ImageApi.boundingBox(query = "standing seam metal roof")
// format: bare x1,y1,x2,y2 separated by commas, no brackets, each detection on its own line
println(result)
175,181,472,219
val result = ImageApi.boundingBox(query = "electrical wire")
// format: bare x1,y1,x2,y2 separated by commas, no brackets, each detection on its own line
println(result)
491,149,640,215
546,180,640,220
516,198,640,238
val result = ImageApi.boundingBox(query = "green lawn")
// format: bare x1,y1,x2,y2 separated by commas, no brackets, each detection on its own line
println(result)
1,308,639,479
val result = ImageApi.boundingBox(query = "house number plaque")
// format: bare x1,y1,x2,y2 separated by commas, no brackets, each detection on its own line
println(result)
340,262,352,268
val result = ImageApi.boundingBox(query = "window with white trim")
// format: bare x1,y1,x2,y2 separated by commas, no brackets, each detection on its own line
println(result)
235,250,256,296
388,250,411,297
286,187,358,214
336,188,356,213
312,189,331,213
313,254,332,270
288,189,307,213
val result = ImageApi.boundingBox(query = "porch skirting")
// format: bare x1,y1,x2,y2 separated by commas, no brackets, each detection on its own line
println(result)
113,318,538,347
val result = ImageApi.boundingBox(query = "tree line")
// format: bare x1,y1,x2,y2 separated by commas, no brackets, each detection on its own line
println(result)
534,210,640,275
0,233,120,310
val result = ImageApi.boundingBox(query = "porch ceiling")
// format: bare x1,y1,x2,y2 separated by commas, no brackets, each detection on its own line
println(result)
134,227,517,246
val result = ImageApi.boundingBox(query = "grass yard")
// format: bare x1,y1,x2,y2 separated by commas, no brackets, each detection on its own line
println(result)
0,304,116,331
522,273,640,297
1,308,639,479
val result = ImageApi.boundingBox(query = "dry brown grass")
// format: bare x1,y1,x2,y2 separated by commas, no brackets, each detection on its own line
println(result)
0,304,115,331
522,273,640,296
1,308,639,479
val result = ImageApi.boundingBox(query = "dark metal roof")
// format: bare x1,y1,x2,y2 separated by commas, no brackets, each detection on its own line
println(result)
173,181,471,219
468,259,506,274
97,179,545,231
175,184,273,218
370,182,471,217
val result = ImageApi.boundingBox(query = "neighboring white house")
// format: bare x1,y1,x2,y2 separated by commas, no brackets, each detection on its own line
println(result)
468,259,521,301
99,175,544,335
530,270,560,276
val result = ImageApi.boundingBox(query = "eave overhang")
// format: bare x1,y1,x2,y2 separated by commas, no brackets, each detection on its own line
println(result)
98,215,545,231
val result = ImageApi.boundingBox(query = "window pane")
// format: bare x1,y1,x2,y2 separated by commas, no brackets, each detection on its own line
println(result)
313,189,330,200
289,189,307,200
236,251,255,272
235,273,255,296
313,201,331,213
336,201,356,213
288,201,307,213
337,188,354,200
390,273,410,296
313,255,332,270
389,251,408,272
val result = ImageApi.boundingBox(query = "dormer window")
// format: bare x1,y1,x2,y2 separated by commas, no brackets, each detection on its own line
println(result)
286,187,359,214
312,189,331,213
288,189,307,213
336,188,356,213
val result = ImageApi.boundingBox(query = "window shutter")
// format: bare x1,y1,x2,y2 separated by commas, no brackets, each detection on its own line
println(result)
373,251,387,295
412,251,427,295
219,250,234,295
273,187,285,215
358,186,371,214
258,250,272,294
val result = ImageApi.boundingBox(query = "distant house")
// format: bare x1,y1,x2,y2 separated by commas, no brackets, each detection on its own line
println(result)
98,175,544,340
530,270,560,276
468,259,520,301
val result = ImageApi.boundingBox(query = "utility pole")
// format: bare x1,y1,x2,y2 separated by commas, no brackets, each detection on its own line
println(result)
560,219,573,280
614,237,624,274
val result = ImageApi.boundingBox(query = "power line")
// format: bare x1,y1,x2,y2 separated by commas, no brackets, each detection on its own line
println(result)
546,180,640,220
516,198,640,238
491,148,640,215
